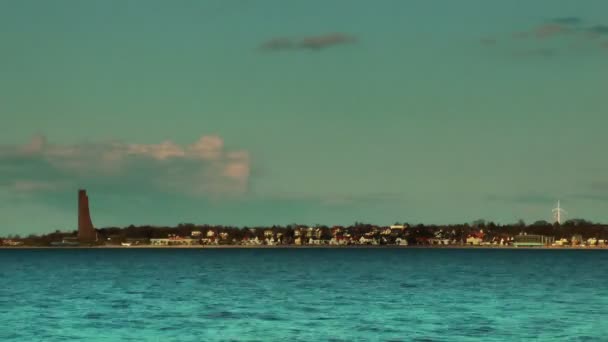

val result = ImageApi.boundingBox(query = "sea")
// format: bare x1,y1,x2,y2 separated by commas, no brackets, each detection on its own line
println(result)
1,248,607,341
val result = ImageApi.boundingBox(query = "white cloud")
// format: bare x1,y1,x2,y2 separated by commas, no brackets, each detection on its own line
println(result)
0,135,251,197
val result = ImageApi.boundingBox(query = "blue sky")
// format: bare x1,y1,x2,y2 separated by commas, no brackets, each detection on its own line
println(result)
1,0,608,235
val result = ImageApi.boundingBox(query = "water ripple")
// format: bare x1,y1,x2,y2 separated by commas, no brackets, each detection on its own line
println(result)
1,249,608,341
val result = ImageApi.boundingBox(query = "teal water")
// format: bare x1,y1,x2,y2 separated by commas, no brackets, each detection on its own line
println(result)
1,249,607,341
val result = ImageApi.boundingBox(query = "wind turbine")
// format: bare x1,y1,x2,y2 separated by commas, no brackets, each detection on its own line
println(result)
552,200,566,224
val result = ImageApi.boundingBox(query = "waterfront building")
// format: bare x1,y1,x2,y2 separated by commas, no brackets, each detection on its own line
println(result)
1,239,24,246
466,236,482,245
381,228,392,236
429,238,451,245
553,238,569,246
395,237,408,246
359,236,373,245
513,234,554,247
125,238,147,245
390,224,407,230
50,239,80,247
305,227,313,238
331,227,343,237
150,237,197,246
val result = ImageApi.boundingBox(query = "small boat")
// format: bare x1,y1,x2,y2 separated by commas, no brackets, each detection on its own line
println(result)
121,242,132,247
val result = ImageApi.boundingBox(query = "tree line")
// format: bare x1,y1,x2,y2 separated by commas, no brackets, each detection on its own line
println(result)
4,219,608,246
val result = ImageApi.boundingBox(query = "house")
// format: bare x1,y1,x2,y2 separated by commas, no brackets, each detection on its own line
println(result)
305,227,314,238
125,238,147,245
513,234,554,247
571,234,583,246
330,236,349,245
1,239,23,246
242,236,261,246
395,237,408,246
428,238,451,245
466,236,482,245
359,236,374,245
308,238,326,245
151,236,197,246
314,228,323,239
191,231,202,237
331,227,343,237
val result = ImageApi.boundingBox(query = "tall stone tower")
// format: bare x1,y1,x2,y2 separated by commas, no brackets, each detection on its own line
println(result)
78,189,97,242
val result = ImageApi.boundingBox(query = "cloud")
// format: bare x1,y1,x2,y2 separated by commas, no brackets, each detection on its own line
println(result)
484,17,608,59
588,25,608,35
0,135,251,198
259,32,357,52
504,17,608,47
534,23,570,39
299,33,357,50
258,37,294,51
551,17,583,26
582,25,608,40
519,19,608,42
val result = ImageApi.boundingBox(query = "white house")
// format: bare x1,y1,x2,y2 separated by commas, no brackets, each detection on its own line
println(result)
395,237,408,246
359,236,374,245
466,236,482,245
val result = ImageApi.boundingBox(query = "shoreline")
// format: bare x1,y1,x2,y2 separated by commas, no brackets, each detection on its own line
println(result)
2,245,608,250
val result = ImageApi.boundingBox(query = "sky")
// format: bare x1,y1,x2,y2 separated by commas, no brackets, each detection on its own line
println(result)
1,0,608,235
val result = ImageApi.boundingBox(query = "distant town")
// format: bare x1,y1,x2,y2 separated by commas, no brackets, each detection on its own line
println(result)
2,190,608,248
